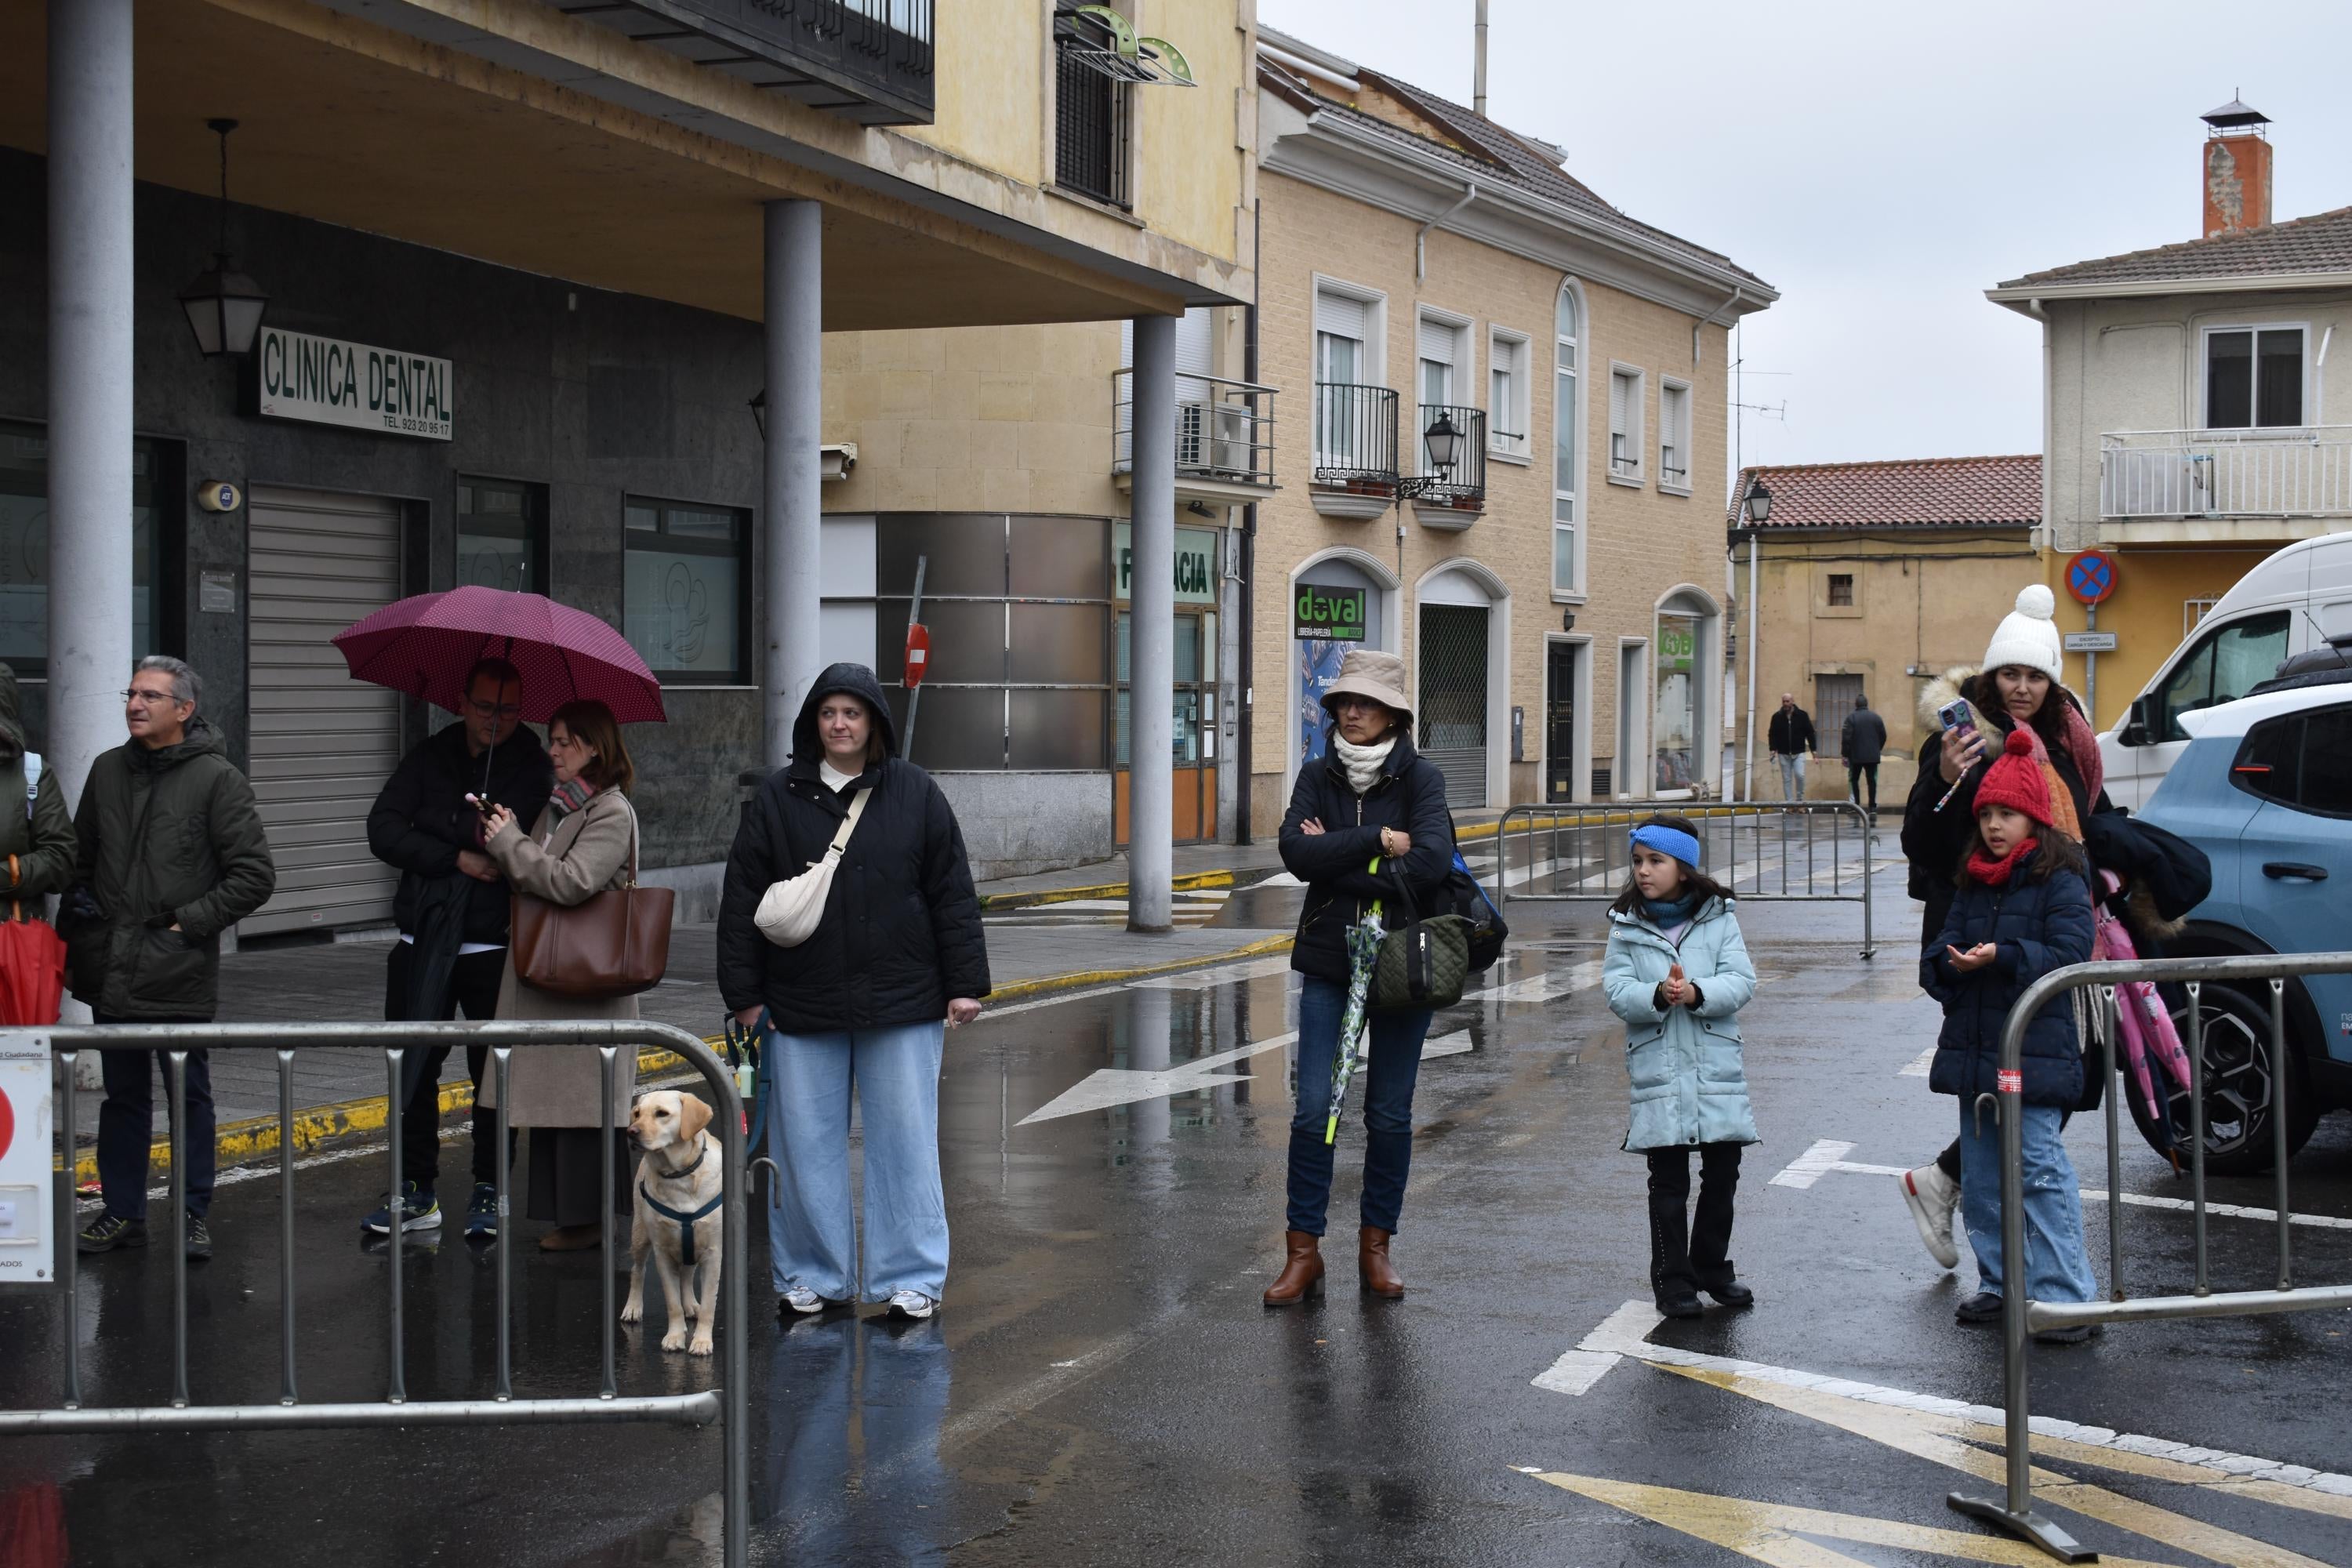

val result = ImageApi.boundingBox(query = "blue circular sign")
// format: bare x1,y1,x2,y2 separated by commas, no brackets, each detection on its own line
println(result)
2067,551,2116,604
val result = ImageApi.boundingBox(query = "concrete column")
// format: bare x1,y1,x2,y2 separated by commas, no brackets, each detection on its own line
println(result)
763,199,823,769
46,0,136,816
1127,315,1176,932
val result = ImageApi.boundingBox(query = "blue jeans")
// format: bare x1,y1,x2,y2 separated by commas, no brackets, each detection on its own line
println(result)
765,1022,949,1303
1776,753,1808,800
1287,977,1433,1236
1958,1099,2097,1304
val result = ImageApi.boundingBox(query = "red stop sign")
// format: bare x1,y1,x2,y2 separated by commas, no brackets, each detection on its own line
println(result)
904,624,932,688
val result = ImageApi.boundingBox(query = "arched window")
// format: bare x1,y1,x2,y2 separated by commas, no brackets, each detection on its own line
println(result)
1553,283,1582,593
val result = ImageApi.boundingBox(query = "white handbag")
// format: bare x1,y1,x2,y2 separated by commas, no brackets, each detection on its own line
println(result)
753,789,873,948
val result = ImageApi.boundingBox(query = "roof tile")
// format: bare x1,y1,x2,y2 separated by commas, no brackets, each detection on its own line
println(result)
1728,455,2042,531
2002,204,2352,289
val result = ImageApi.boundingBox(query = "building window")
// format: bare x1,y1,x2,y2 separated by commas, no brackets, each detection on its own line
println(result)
1552,284,1581,593
1488,329,1530,457
1657,379,1691,491
1415,312,1470,477
1816,673,1864,759
1827,573,1854,607
457,477,547,593
1053,5,1130,209
623,498,750,684
1314,282,1385,477
2205,326,2304,429
0,419,169,681
1608,365,1643,481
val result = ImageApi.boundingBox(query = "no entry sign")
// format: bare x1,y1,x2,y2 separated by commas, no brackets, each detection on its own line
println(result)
2067,550,2117,605
903,623,931,688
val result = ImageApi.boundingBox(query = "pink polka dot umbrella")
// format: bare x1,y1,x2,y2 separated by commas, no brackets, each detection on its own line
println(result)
331,586,666,724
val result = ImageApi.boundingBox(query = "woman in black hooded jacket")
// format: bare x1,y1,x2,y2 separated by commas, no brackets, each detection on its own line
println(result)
717,663,989,1323
1263,648,1454,1308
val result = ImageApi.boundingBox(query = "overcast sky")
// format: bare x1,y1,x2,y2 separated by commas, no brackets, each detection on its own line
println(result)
1254,0,2352,495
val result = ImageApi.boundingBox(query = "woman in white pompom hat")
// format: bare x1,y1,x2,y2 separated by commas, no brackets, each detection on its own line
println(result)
1893,583,2112,1284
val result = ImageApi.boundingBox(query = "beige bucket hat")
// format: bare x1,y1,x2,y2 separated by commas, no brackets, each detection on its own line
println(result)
1319,647,1413,724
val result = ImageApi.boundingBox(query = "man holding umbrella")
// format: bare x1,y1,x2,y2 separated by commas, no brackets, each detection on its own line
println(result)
362,658,552,1236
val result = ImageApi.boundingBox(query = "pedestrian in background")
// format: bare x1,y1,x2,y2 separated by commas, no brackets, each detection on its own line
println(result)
1602,815,1759,1319
481,699,641,1250
1921,728,2100,1343
1841,695,1887,815
1767,692,1816,801
1264,648,1454,1307
363,657,552,1238
718,664,989,1324
71,658,276,1261
0,662,79,928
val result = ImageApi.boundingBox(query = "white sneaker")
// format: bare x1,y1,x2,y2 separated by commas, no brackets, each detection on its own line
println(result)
780,1287,826,1316
1900,1163,1962,1271
886,1290,936,1321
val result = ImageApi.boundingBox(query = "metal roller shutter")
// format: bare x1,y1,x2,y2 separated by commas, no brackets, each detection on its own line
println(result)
1417,604,1490,809
244,488,405,935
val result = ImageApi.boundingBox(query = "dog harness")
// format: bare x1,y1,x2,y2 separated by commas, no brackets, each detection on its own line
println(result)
638,1141,721,1267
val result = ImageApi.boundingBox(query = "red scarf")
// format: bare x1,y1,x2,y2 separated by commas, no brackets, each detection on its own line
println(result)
1967,840,2037,887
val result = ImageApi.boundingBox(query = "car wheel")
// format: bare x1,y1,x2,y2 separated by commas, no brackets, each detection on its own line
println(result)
2124,982,2320,1176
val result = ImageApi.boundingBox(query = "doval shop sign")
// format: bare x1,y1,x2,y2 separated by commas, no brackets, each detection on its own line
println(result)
1293,584,1366,641
256,327,453,441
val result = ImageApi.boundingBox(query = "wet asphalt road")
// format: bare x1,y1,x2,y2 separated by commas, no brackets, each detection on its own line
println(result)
5,871,2352,1566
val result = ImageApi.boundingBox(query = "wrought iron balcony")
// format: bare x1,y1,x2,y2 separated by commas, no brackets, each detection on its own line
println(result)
557,0,935,125
1112,372,1278,503
2100,426,2352,520
1406,404,1486,530
1312,383,1399,519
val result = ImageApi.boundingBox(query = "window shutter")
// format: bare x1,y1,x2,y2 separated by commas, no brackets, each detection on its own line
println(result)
1610,371,1630,435
1316,289,1367,343
1417,317,1457,365
1174,307,1214,378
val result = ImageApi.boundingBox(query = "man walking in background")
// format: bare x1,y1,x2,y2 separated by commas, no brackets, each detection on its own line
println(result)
1767,692,1816,802
363,658,551,1237
1841,693,1888,815
72,657,277,1261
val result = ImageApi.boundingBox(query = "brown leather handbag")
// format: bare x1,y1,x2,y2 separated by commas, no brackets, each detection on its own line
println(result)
510,801,673,1000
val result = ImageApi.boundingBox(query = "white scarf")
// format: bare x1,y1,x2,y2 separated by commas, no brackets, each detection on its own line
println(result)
1332,734,1396,797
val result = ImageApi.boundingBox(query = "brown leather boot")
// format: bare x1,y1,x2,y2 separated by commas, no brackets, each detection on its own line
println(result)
1358,1226,1404,1298
1262,1230,1325,1306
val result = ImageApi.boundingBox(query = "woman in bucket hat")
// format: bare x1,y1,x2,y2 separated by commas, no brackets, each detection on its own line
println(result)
1263,648,1455,1305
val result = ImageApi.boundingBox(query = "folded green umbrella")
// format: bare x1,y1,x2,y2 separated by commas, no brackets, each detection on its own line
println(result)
1327,915,1385,1145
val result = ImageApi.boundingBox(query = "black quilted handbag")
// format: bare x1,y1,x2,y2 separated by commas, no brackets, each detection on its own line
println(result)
1370,864,1470,1013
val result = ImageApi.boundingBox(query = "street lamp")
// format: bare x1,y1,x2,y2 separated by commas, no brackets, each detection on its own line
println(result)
177,119,269,358
1742,476,1773,525
1421,408,1462,475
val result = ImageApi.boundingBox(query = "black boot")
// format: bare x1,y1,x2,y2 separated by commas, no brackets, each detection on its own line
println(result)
1691,1144,1752,1308
1646,1151,1702,1318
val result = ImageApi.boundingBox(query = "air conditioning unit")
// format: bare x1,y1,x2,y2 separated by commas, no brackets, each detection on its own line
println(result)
1177,401,1255,480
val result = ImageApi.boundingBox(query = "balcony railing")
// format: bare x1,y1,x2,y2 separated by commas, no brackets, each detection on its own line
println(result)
1410,404,1487,521
559,0,935,125
2100,426,2352,520
1112,372,1278,492
1312,383,1399,492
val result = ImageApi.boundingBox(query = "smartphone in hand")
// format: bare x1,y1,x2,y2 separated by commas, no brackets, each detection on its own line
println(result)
465,792,498,816
1935,698,1977,747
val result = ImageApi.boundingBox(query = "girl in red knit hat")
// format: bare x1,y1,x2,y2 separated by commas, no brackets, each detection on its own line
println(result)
1919,728,2101,1342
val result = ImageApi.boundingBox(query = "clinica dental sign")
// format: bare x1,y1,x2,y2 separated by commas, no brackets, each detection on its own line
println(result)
256,327,453,441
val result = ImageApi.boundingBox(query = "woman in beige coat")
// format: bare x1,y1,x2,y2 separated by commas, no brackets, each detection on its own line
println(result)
481,698,641,1250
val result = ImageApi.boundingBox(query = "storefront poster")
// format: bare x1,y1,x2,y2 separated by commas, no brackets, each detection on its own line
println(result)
1293,583,1366,641
1298,638,1348,765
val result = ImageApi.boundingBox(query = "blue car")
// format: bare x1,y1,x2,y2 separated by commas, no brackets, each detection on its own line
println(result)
2139,682,2352,1172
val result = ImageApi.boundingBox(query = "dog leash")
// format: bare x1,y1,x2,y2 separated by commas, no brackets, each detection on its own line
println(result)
722,1008,774,1155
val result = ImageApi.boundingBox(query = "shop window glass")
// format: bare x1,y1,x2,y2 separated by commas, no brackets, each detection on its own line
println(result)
622,496,748,684
457,477,546,593
1653,613,1699,792
0,419,165,680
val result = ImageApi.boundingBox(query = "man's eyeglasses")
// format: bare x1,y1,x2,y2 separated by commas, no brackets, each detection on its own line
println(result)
468,701,524,720
121,689,182,708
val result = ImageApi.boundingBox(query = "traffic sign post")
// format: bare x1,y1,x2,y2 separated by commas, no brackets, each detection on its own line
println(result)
2063,551,2118,724
901,556,929,761
0,1033,56,1292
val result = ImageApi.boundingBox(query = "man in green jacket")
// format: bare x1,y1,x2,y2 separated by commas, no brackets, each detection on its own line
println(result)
72,657,277,1261
0,662,79,913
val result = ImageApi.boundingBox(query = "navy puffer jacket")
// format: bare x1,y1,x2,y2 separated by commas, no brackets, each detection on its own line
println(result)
1920,848,2095,1109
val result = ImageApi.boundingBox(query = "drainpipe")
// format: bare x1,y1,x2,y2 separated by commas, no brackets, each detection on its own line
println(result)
1238,197,1261,844
1416,184,1476,284
2026,298,2053,551
1693,283,1745,363
1742,527,1759,804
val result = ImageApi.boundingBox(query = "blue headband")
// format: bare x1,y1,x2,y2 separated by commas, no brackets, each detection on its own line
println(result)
1629,823,1701,868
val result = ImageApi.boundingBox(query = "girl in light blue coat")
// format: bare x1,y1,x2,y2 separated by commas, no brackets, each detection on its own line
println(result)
1602,816,1760,1319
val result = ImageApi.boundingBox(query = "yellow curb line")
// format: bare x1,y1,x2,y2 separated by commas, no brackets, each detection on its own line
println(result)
71,935,1296,1183
979,868,1237,911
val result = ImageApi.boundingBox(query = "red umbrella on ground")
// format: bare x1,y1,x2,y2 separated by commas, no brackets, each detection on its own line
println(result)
331,586,666,724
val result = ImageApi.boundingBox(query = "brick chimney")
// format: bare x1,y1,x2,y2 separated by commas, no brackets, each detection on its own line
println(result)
2201,96,2273,237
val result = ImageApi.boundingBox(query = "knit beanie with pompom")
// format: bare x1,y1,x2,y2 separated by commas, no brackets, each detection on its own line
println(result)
1973,728,2056,829
1983,583,2063,684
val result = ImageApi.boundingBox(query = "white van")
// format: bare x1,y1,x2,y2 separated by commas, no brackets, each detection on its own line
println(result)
2102,530,2352,810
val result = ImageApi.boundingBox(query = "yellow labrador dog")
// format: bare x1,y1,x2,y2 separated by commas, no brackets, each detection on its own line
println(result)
622,1091,723,1356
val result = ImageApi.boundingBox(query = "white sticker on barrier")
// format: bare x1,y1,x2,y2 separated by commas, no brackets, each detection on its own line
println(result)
0,1031,55,1287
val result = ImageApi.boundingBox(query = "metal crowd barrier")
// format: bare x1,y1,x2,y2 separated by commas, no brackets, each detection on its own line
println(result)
5,1020,750,1568
1494,800,1876,956
1949,951,2352,1563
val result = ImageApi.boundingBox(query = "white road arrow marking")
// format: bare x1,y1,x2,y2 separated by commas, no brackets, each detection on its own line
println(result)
1017,1032,1298,1126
